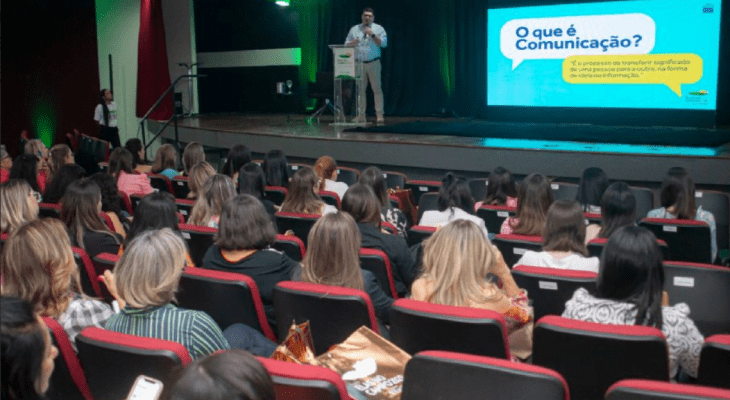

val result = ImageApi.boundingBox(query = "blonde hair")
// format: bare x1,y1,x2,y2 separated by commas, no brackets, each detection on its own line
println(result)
114,228,188,308
25,139,48,171
420,220,500,307
1,218,81,318
313,156,337,191
301,212,364,291
188,174,236,226
1,179,38,234
187,162,216,200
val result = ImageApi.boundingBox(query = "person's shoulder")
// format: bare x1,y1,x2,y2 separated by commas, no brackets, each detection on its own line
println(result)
646,207,665,217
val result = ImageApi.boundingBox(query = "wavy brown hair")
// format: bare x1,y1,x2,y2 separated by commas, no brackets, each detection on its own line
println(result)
48,144,72,180
151,144,178,174
542,200,589,256
511,173,553,236
187,162,216,200
280,167,326,215
313,156,337,191
182,142,205,175
188,174,236,226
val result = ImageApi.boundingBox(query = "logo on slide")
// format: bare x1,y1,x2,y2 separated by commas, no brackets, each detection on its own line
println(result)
703,4,714,13
689,90,708,96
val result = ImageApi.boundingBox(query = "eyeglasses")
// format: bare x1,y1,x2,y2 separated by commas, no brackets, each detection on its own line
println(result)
30,191,42,202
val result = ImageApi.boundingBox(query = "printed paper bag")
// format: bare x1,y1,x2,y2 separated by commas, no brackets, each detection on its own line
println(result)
315,326,411,400
270,321,316,364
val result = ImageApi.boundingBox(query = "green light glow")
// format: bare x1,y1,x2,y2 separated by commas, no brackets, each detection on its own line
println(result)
292,0,330,98
32,100,55,147
437,2,456,97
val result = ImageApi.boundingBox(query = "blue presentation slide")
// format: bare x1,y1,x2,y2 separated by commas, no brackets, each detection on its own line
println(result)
487,0,722,110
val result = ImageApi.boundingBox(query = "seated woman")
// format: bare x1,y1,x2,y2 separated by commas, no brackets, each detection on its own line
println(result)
359,166,408,237
597,182,636,239
238,163,277,216
313,155,348,200
182,142,205,177
89,172,128,236
563,225,704,379
124,138,151,174
187,161,216,200
280,167,337,215
202,195,300,326
162,349,275,400
647,167,717,262
48,144,75,181
475,166,518,210
188,174,236,228
1,296,59,400
1,179,39,234
10,154,44,194
104,228,276,359
24,139,49,185
62,179,123,258
516,200,599,273
501,173,554,236
419,172,488,237
123,192,185,254
411,219,532,359
109,147,154,197
42,164,85,204
342,184,417,297
150,143,181,180
2,218,117,348
221,144,251,184
576,167,609,214
262,149,289,187
300,212,394,324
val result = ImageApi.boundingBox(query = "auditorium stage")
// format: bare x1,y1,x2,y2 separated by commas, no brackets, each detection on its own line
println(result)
153,114,730,187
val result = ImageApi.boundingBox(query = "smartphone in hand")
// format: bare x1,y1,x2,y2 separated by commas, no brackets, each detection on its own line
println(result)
126,375,164,400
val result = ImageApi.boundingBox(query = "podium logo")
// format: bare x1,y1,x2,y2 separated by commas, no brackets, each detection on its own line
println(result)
339,54,352,58
703,4,714,13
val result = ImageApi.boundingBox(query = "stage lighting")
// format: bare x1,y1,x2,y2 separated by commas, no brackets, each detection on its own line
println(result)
275,0,290,6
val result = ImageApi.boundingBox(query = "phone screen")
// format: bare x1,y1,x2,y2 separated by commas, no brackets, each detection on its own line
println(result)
127,375,163,400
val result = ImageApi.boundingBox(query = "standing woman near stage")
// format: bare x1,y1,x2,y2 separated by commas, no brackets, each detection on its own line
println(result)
94,89,121,149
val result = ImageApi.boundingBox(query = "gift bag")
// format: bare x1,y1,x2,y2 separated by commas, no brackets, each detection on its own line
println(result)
388,188,418,226
316,326,410,400
270,321,317,364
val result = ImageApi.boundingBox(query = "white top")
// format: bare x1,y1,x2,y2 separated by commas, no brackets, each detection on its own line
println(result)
323,179,349,201
419,207,489,238
94,102,118,127
323,204,338,215
515,250,599,273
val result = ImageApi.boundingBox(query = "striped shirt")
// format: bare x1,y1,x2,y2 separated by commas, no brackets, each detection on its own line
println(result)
105,304,229,360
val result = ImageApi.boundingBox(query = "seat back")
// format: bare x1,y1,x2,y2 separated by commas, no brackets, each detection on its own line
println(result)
402,351,569,400
179,224,217,267
663,261,730,337
468,178,489,202
274,212,320,247
606,379,730,400
698,335,730,389
273,234,306,262
382,171,408,189
273,281,379,355
336,166,359,185
630,186,655,222
91,252,119,302
39,202,62,218
120,191,134,216
405,180,441,206
533,316,669,400
259,357,350,400
477,205,516,235
588,237,670,260
72,247,103,299
639,218,712,263
551,182,578,201
382,220,398,235
172,176,190,199
42,317,94,400
492,234,544,268
512,265,598,321
359,248,398,299
129,193,145,212
694,190,729,257
287,163,311,177
389,299,510,359
177,268,276,341
175,199,195,222
417,192,439,222
146,173,173,193
406,225,437,247
319,190,341,209
76,327,192,400
264,186,288,206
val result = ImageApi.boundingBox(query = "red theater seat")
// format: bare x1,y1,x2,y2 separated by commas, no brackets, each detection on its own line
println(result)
146,173,174,194
492,234,543,268
175,198,195,222
382,171,408,189
264,185,288,206
407,225,437,247
417,192,439,222
273,233,306,262
606,379,730,400
318,190,341,209
42,317,94,400
477,204,516,235
274,211,321,247
698,335,730,389
72,247,104,299
172,175,190,199
512,265,598,321
258,357,350,400
360,248,399,299
179,223,217,267
639,218,713,263
336,166,360,185
39,202,62,218
405,179,441,205
587,237,670,260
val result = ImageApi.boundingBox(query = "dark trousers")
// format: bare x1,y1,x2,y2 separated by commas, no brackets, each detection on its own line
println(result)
99,125,121,149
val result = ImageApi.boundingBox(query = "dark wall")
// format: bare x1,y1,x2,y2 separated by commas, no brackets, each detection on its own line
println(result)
1,0,101,156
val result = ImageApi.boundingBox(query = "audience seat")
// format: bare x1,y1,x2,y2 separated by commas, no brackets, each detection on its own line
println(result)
533,316,669,400
146,173,174,194
588,237,670,260
698,335,730,389
76,327,192,400
273,233,306,262
177,268,277,341
584,212,601,225
39,202,62,218
175,198,195,222
551,182,578,201
42,317,94,400
407,225,437,247
639,218,713,263
476,205,516,235
360,248,399,299
405,179,441,205
468,178,489,202
129,193,145,211
287,163,311,177
72,247,104,299
382,220,398,235
99,211,115,232
91,252,118,302
120,191,134,216
319,190,341,209
336,166,360,185
492,234,544,268
258,357,350,400
264,186,288,206
273,281,379,355
401,351,569,400
694,190,729,257
417,192,439,222
274,211,321,247
512,265,598,321
630,186,655,222
389,299,510,359
382,171,408,189
179,223,217,267
663,261,730,337
172,175,190,199
606,379,730,400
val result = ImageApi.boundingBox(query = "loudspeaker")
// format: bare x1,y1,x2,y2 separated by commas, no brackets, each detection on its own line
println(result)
174,92,184,115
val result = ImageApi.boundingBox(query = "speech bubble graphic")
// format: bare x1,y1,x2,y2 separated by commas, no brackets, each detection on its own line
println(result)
500,13,656,69
562,54,703,96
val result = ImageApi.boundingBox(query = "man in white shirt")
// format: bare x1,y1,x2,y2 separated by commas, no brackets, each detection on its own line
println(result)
345,8,387,124
94,88,120,148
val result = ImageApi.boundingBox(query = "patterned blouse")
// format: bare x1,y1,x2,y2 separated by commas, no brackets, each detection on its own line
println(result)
563,288,704,379
647,206,717,262
382,206,408,237
58,293,115,351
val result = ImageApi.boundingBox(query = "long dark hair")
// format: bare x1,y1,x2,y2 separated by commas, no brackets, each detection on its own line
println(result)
576,167,609,211
659,167,697,220
437,172,474,214
108,148,134,180
43,164,86,204
89,172,125,216
9,154,41,193
221,145,251,178
262,150,289,187
484,166,518,206
238,163,267,200
542,200,588,256
359,166,389,208
280,167,325,215
342,183,382,227
599,182,636,238
596,226,664,328
125,192,179,246
99,89,111,126
61,179,118,251
1,296,47,400
124,138,147,168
